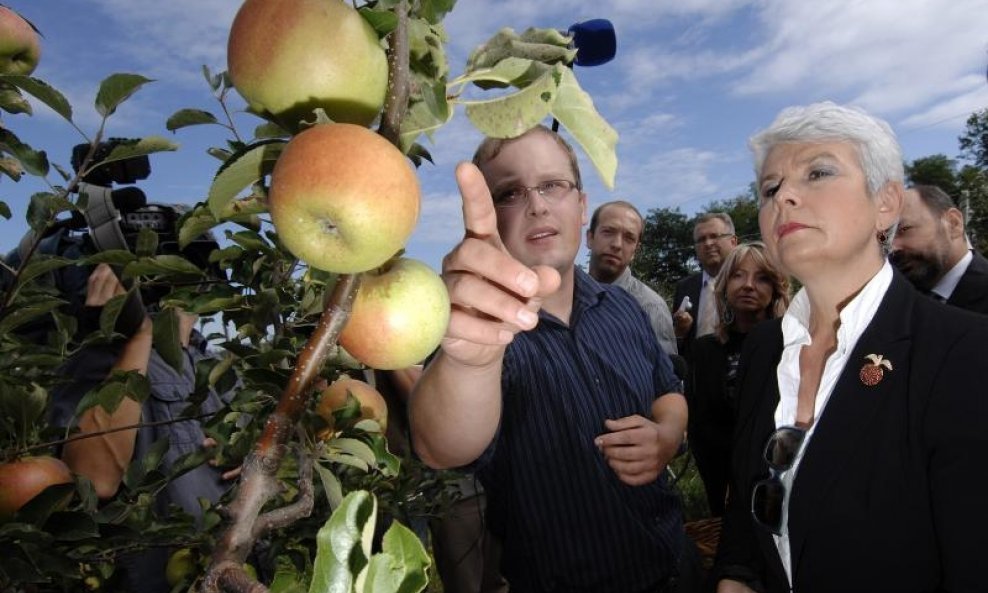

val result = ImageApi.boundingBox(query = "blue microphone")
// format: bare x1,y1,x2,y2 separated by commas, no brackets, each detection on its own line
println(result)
568,19,617,67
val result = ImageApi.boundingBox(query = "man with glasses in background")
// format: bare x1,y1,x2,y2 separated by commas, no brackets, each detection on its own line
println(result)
673,213,738,360
409,125,698,593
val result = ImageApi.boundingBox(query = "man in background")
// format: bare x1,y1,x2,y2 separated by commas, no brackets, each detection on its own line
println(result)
672,213,737,358
586,200,678,356
891,184,988,314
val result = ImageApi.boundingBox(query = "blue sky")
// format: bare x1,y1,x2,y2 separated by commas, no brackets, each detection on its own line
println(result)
3,0,988,273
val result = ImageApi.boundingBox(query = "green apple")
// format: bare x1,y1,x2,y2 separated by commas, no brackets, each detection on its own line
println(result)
340,258,450,370
0,6,41,76
227,0,388,130
268,123,420,274
0,456,73,522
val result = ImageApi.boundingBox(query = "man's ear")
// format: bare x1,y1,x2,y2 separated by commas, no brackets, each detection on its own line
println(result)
585,227,593,245
943,207,966,240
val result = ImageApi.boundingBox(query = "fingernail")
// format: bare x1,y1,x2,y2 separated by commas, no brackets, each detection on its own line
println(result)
517,308,538,327
516,271,537,296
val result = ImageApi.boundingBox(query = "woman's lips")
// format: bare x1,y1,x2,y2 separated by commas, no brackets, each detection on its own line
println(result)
776,221,808,239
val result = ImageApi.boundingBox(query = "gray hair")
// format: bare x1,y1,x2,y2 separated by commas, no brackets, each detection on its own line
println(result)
694,212,735,235
749,101,904,196
751,102,903,253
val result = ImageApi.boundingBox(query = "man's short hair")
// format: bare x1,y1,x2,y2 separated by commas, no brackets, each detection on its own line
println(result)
589,200,643,234
471,124,583,191
694,212,735,235
910,184,957,218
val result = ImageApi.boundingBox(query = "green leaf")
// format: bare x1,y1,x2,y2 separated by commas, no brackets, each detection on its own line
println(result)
17,255,74,286
315,462,344,510
333,438,378,467
0,129,49,177
466,27,575,72
81,249,137,267
208,140,286,219
452,57,544,90
124,254,205,278
0,298,64,336
550,68,619,189
178,205,219,249
463,64,562,139
98,291,129,337
134,227,159,258
0,75,72,121
26,191,70,230
93,136,178,170
166,108,219,132
359,7,398,34
0,156,24,181
309,491,376,593
0,84,31,115
153,308,184,373
95,73,154,117
362,521,431,593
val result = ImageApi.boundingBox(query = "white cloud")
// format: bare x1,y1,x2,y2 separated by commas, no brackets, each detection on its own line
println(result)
610,147,733,214
732,0,988,117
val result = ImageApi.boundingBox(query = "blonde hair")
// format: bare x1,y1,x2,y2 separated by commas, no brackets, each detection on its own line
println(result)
712,241,791,343
471,124,583,191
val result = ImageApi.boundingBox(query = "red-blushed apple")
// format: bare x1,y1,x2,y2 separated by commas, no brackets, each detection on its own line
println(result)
0,6,41,76
268,123,420,274
315,376,388,436
340,258,450,370
0,456,73,522
227,0,388,130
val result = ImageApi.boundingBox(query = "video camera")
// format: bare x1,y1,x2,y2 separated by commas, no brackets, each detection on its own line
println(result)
2,139,221,340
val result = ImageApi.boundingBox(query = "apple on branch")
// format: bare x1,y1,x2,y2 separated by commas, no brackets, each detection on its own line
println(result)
268,123,421,274
0,6,41,76
227,0,388,131
340,258,450,371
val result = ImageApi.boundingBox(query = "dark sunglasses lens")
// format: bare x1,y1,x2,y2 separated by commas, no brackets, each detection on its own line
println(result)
764,427,804,468
752,479,785,534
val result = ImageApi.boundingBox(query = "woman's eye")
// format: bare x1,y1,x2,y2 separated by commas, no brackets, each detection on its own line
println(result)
761,182,781,199
808,168,833,181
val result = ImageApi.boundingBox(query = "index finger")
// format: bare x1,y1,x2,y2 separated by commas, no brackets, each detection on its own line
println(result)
456,162,501,243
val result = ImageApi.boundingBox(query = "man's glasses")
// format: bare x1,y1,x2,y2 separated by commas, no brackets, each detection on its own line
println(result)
751,425,806,535
493,179,579,209
694,232,735,245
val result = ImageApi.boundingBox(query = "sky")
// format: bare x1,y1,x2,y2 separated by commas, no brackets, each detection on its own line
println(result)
3,0,988,273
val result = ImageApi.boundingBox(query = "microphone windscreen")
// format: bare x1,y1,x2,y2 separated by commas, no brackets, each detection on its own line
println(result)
568,19,616,67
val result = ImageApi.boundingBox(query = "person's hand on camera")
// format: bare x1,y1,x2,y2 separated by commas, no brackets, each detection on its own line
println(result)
439,162,561,368
85,264,150,335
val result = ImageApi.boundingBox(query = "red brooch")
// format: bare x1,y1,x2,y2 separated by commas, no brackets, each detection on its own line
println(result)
859,354,893,386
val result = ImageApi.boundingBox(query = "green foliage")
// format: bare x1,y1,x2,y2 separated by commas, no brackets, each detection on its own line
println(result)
959,108,988,171
905,153,961,198
634,188,760,294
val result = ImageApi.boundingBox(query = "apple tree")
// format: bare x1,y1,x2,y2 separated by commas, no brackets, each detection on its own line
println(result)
0,1,620,592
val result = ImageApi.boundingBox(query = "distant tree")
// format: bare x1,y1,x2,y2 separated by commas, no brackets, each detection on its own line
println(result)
959,108,988,171
959,165,988,253
634,187,761,296
905,154,960,199
703,184,761,243
633,207,693,297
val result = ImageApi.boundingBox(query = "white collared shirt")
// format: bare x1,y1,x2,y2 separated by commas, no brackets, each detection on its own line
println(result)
696,271,718,337
772,261,894,587
931,249,972,302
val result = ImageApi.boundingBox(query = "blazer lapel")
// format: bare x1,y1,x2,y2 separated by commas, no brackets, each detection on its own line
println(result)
786,273,916,576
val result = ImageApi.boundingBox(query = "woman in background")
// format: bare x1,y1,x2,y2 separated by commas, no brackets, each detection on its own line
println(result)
687,241,789,517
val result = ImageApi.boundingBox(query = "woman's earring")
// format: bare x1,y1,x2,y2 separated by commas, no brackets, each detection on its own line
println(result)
877,229,889,244
722,307,735,326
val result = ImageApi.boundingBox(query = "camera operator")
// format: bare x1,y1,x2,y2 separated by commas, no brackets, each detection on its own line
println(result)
47,221,237,593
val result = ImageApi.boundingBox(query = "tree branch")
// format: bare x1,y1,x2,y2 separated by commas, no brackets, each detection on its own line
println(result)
202,274,360,593
377,0,410,146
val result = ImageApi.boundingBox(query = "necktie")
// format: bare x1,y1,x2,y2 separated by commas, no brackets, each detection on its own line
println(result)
697,279,718,337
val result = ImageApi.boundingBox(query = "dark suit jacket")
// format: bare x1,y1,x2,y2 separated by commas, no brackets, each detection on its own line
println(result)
947,250,988,315
714,271,988,593
673,272,703,359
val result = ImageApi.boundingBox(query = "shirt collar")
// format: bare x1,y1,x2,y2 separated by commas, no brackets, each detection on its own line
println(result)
780,260,894,353
932,249,972,301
